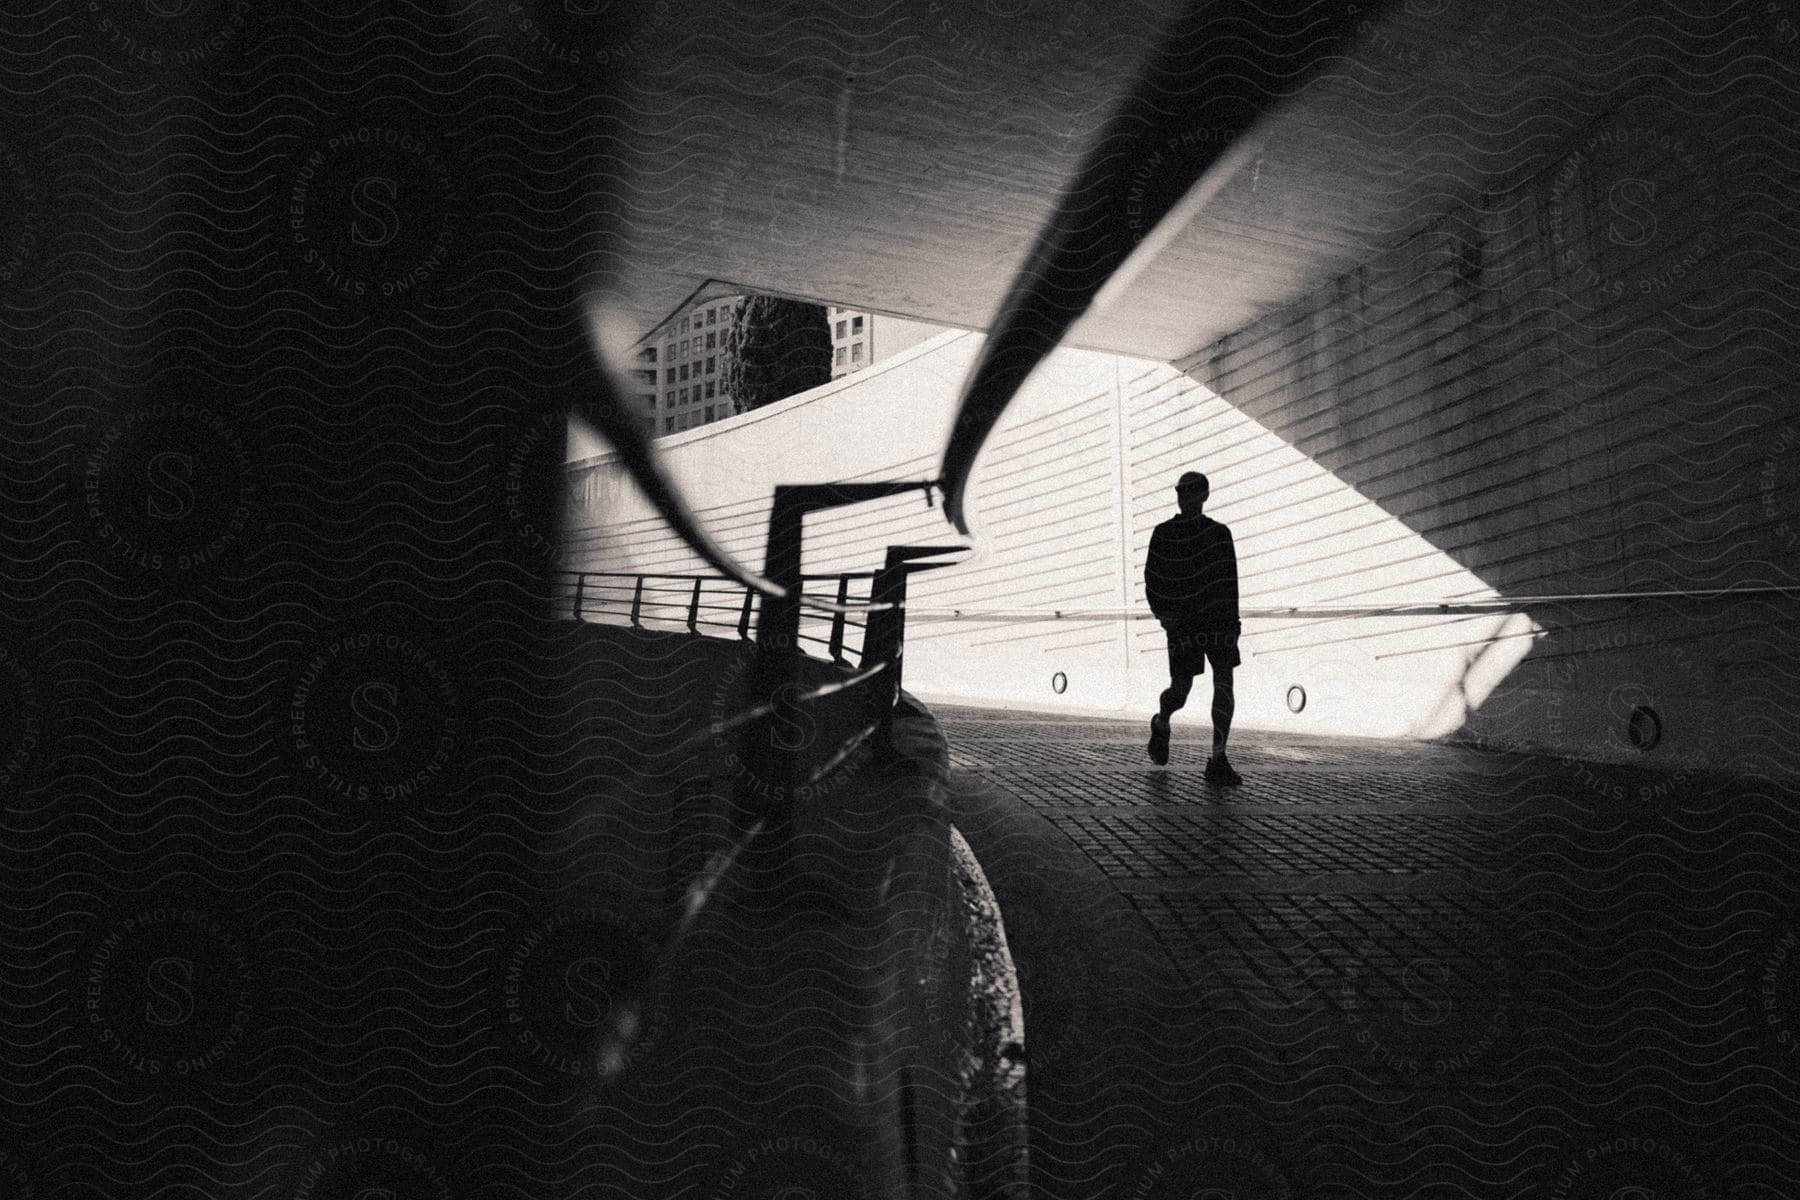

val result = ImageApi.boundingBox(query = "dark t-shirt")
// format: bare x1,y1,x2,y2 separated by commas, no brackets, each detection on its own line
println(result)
1145,514,1239,633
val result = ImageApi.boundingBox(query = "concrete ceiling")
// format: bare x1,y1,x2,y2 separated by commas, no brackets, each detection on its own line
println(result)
608,0,1768,362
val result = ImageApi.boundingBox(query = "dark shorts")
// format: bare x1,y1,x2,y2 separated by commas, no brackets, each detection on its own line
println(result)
1165,624,1241,677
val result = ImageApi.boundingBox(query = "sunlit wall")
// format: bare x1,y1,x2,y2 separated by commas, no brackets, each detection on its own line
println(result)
564,329,1541,743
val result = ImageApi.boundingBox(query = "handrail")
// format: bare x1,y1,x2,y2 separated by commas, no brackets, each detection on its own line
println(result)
557,544,968,768
554,568,878,582
900,584,1800,623
561,566,888,666
568,568,1800,648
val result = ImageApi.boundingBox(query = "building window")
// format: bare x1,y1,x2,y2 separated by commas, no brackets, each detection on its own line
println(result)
679,386,688,403
664,368,674,384
680,317,689,334
707,309,716,325
852,316,864,332
835,346,846,365
706,332,716,349
705,356,715,374
645,347,657,362
664,416,674,432
681,365,691,381
851,342,863,362
835,320,846,339
703,381,714,398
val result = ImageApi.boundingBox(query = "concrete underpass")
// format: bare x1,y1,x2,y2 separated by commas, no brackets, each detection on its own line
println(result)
10,0,1800,1196
558,0,1800,1190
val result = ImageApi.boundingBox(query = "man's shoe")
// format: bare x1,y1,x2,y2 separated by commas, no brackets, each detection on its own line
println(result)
1147,714,1170,766
1204,752,1242,785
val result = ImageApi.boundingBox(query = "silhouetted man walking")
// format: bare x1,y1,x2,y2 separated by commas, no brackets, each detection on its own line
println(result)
1145,470,1242,783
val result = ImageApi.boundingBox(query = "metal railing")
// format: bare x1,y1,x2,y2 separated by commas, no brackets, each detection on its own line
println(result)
560,568,878,665
560,565,1800,703
562,573,1800,654
558,485,965,792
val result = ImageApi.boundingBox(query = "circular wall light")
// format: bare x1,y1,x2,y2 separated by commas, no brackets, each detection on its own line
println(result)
1286,685,1307,714
1626,705,1662,751
1050,671,1068,695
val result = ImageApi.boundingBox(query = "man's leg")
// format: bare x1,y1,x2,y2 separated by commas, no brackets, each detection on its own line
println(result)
1210,665,1234,754
1159,671,1193,720
1148,666,1193,765
1204,661,1243,783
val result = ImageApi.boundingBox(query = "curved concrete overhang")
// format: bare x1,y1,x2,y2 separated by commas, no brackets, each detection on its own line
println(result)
606,0,1758,361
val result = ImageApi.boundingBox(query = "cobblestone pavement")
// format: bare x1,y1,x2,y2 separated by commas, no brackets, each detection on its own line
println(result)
932,703,1800,1200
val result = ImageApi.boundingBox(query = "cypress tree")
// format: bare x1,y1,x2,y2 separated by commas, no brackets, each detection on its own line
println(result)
723,296,830,413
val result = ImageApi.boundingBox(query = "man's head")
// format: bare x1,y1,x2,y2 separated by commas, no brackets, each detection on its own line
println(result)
1176,470,1209,516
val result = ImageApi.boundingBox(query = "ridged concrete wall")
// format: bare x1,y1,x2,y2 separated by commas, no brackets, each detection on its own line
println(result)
1177,84,1800,781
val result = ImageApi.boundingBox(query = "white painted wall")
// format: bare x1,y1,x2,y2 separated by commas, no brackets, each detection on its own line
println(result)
564,328,1539,745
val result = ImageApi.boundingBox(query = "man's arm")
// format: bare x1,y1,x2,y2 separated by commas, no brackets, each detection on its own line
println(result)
1144,525,1173,622
1222,526,1241,630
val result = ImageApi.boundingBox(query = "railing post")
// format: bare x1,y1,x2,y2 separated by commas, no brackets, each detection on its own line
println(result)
863,545,968,736
629,577,644,627
687,577,703,634
865,554,908,728
572,573,585,620
738,586,754,639
741,484,944,838
827,574,849,662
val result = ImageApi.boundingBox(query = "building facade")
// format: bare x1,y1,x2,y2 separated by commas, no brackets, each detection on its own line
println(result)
635,295,944,435
641,293,746,436
631,344,659,437
826,306,944,380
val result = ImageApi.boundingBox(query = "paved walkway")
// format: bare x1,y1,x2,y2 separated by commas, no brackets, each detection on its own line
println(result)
931,703,1800,1200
